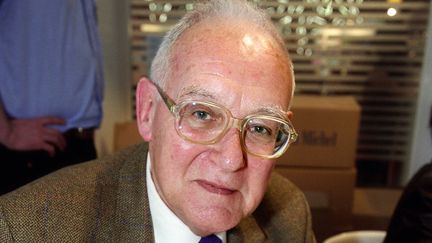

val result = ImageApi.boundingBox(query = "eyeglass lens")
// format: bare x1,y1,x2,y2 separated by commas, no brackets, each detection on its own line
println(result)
174,101,290,157
243,118,287,156
176,102,227,142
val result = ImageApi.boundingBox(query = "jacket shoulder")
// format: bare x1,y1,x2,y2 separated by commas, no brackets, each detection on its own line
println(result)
254,172,315,242
0,143,148,241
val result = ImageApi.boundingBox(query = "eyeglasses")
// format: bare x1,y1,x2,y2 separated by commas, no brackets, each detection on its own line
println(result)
151,81,298,159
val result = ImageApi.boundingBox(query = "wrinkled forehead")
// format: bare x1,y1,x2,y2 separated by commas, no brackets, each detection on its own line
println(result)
172,18,290,69
165,19,294,110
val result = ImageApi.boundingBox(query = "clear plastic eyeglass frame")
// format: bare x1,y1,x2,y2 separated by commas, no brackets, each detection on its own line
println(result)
151,81,298,159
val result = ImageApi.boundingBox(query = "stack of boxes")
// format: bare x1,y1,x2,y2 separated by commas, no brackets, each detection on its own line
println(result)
113,121,143,152
275,95,361,239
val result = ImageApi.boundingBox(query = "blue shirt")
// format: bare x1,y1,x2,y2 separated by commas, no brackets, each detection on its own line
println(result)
0,0,104,132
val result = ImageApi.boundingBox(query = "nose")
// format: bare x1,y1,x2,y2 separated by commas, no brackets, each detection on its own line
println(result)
213,128,246,172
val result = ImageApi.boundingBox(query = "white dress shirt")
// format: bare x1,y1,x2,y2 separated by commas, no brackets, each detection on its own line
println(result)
146,154,226,243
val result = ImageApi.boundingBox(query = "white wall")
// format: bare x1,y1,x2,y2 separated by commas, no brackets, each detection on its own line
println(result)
95,0,132,156
406,3,432,184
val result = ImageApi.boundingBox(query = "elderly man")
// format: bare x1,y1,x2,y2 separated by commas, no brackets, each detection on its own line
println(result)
0,0,314,242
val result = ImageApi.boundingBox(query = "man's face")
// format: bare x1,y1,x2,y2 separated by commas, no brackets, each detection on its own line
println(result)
141,19,293,236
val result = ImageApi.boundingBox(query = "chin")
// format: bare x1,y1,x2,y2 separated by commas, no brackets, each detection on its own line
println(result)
184,206,243,236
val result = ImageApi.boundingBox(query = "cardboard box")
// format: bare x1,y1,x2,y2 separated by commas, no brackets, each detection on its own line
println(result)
277,96,361,168
275,166,357,234
113,121,143,152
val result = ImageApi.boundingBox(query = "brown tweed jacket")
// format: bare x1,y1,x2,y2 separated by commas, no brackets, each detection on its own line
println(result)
0,143,315,242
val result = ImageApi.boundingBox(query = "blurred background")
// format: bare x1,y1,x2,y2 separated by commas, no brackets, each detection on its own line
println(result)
95,0,432,241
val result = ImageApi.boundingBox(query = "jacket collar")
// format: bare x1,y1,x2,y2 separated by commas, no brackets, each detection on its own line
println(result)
93,144,154,242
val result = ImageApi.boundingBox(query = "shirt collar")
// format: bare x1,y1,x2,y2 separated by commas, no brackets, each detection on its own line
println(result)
146,153,226,243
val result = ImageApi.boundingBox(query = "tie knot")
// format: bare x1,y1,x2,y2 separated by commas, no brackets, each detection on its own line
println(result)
199,234,222,243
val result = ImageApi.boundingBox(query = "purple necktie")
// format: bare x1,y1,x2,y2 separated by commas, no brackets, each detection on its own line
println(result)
199,234,222,243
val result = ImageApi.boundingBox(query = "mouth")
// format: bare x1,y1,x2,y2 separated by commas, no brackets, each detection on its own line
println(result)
196,180,236,195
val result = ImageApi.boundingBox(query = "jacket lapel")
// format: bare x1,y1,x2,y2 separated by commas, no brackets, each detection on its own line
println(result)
92,144,154,242
228,215,266,243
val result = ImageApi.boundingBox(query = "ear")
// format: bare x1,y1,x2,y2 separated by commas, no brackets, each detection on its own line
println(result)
136,77,155,141
287,111,293,120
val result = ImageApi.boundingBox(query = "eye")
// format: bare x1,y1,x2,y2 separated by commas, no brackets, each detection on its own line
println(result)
249,125,272,136
192,110,211,121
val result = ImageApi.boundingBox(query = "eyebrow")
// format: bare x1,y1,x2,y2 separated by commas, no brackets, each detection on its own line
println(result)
178,85,288,119
254,106,288,120
178,85,218,101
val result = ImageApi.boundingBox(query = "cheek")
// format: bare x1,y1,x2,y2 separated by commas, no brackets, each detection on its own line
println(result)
152,111,201,159
248,159,274,185
242,159,274,213
151,121,204,187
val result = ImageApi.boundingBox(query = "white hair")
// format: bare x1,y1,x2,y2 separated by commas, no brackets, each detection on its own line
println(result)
150,0,295,99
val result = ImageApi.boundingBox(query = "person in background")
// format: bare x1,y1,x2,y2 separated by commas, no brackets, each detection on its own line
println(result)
0,0,104,195
384,106,432,242
0,1,315,242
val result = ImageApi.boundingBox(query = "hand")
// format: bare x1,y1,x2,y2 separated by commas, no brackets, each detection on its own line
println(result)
1,117,66,156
